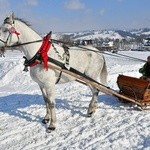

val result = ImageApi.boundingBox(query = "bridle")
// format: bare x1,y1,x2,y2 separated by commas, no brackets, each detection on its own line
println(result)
0,18,72,49
0,18,71,71
0,23,20,48
0,21,46,49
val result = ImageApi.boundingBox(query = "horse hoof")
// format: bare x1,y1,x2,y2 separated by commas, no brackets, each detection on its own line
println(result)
87,112,93,117
42,119,49,124
47,127,56,133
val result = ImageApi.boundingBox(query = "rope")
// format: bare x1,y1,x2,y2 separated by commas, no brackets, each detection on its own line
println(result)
7,39,43,47
1,35,146,63
107,52,146,63
4,38,70,48
76,45,146,63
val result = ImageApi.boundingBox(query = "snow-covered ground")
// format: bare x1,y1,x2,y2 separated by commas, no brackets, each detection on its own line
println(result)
0,50,150,150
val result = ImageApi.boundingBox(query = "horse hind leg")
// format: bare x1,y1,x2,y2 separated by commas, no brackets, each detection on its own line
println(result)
87,87,99,117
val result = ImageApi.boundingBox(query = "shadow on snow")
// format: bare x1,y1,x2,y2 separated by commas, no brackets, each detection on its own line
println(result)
0,93,133,124
0,93,89,123
0,94,44,123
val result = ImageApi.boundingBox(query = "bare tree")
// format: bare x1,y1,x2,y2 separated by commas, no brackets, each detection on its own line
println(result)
59,34,73,46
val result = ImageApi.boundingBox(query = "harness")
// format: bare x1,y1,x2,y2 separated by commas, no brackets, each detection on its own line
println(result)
23,32,52,71
23,32,70,84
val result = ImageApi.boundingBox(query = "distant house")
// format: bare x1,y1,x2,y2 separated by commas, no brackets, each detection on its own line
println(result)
140,38,150,50
74,39,94,46
134,38,150,51
82,39,93,45
143,38,150,46
100,41,116,51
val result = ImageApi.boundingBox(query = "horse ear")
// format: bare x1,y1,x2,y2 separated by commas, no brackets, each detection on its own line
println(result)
12,12,15,20
8,13,15,24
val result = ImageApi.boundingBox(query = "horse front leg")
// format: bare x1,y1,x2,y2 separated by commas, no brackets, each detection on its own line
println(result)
47,101,56,131
42,102,51,124
45,85,57,132
87,87,99,117
40,86,51,124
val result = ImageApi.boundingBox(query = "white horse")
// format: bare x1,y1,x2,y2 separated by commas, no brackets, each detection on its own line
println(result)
0,14,107,131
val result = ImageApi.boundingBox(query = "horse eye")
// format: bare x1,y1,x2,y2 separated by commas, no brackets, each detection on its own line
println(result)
3,29,8,33
2,27,8,33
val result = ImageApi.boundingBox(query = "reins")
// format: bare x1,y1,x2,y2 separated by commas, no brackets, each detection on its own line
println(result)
75,45,146,63
7,39,43,48
106,52,146,63
0,29,146,63
4,38,71,48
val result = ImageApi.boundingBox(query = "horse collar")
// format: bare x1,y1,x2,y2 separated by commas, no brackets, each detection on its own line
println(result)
23,32,52,71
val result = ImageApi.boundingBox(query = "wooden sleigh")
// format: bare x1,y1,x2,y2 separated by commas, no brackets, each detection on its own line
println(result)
117,75,150,109
36,59,150,110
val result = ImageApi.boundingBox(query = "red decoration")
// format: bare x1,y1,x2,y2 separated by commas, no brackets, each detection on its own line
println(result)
30,33,51,70
38,33,51,70
9,27,20,36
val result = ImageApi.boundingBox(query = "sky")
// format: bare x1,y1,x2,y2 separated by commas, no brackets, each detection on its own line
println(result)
0,0,150,33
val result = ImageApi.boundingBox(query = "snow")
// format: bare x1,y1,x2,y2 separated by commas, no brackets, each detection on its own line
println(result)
75,32,122,40
69,30,123,41
0,50,150,150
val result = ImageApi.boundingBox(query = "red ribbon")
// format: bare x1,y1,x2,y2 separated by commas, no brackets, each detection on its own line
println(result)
9,27,20,36
31,33,51,70
38,33,51,70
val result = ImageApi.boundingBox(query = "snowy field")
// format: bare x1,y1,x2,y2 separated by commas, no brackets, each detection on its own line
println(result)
0,50,150,150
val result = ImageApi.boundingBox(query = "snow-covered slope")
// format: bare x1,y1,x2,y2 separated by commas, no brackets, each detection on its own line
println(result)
0,50,150,150
131,28,150,36
72,30,123,40
41,28,150,42
62,28,150,41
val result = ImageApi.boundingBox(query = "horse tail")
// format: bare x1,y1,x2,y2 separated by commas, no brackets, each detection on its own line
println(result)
100,57,107,85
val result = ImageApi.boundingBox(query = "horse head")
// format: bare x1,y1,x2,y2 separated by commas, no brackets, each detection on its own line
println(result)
0,13,20,56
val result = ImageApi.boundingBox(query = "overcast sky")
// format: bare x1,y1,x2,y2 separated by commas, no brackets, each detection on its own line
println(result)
0,0,150,33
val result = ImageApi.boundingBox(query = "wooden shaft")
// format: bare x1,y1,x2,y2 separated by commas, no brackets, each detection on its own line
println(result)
36,60,142,106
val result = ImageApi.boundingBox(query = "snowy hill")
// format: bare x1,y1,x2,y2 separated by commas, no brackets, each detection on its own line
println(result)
0,50,150,149
57,28,150,41
131,28,150,36
71,30,123,40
